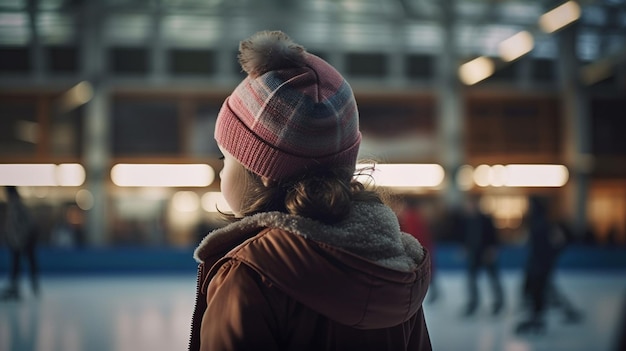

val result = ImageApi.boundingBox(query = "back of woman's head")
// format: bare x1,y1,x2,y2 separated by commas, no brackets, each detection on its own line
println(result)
227,166,382,224
214,32,361,183
213,30,377,223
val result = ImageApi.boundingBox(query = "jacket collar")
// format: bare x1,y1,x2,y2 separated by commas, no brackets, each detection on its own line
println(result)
194,201,424,272
194,201,431,329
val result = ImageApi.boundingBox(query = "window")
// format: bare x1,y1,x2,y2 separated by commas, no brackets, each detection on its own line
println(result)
109,47,149,75
346,52,387,77
169,49,216,75
112,100,180,156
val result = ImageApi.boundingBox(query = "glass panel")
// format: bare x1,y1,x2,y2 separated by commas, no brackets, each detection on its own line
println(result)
163,15,221,46
0,99,37,155
50,104,83,157
0,46,31,72
531,35,557,59
406,23,442,52
582,5,607,26
47,45,78,73
38,0,67,10
109,47,149,74
38,12,75,44
339,22,394,50
346,52,387,77
190,103,220,157
592,98,626,155
104,14,151,43
531,58,556,82
0,0,26,10
111,99,180,156
578,30,600,61
406,54,434,79
0,12,29,45
169,49,215,75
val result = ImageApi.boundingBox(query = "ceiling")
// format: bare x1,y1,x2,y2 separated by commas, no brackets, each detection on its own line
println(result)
0,0,624,89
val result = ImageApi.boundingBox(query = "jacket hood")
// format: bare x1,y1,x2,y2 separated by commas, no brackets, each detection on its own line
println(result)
194,201,431,329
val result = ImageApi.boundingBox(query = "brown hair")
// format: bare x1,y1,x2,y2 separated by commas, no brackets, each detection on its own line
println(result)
220,165,384,224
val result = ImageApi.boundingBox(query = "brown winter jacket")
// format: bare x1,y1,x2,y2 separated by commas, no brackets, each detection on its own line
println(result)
189,202,432,351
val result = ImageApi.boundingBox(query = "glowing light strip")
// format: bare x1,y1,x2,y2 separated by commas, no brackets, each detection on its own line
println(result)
472,164,569,187
111,164,215,187
0,164,85,186
57,164,86,186
498,31,534,62
504,164,569,187
458,56,495,85
357,163,444,188
539,1,581,33
59,81,94,113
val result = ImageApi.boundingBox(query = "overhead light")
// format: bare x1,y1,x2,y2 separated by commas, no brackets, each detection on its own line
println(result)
59,81,94,113
458,56,495,85
580,58,613,85
539,1,581,33
57,163,86,186
0,164,85,186
471,164,569,187
489,164,506,187
111,164,215,187
498,31,534,62
504,164,569,187
356,163,444,188
473,164,492,187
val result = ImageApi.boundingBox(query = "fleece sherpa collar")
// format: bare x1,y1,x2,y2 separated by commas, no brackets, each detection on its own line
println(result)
194,201,424,272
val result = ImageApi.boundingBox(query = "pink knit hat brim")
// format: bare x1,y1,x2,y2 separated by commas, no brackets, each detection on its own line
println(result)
215,96,362,181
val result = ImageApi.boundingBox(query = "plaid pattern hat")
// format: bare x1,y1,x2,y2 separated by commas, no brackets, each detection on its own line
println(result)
214,30,361,181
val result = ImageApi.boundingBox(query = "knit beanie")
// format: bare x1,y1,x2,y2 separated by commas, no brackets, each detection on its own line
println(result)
214,30,361,182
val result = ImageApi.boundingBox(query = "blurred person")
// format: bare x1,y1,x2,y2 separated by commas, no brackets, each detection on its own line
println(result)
51,204,86,248
188,31,432,351
460,195,504,316
1,186,40,300
515,196,582,334
398,196,440,303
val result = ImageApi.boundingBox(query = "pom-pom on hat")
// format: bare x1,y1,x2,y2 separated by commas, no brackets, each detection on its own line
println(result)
214,30,361,181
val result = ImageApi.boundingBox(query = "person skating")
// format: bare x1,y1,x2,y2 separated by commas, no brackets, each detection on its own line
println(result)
1,186,40,300
460,196,504,316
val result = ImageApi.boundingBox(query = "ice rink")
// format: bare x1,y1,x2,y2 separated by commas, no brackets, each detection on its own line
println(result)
1,269,624,351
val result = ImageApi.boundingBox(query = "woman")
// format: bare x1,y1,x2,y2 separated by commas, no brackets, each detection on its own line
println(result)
188,30,432,351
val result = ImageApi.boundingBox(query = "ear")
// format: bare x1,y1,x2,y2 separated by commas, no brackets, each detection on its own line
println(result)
261,176,275,187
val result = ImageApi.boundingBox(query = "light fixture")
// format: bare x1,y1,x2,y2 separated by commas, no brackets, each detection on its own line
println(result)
458,56,495,85
111,164,215,187
504,164,569,187
498,31,534,62
471,164,569,187
539,1,581,33
0,164,85,186
59,81,94,113
356,163,444,188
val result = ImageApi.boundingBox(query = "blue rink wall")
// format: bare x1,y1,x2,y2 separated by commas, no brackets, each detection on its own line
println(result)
1,244,625,275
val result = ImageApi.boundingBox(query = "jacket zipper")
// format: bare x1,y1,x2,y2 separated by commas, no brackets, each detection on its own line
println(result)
188,262,204,351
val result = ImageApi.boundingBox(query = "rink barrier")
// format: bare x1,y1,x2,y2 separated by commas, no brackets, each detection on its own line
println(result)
0,244,624,275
